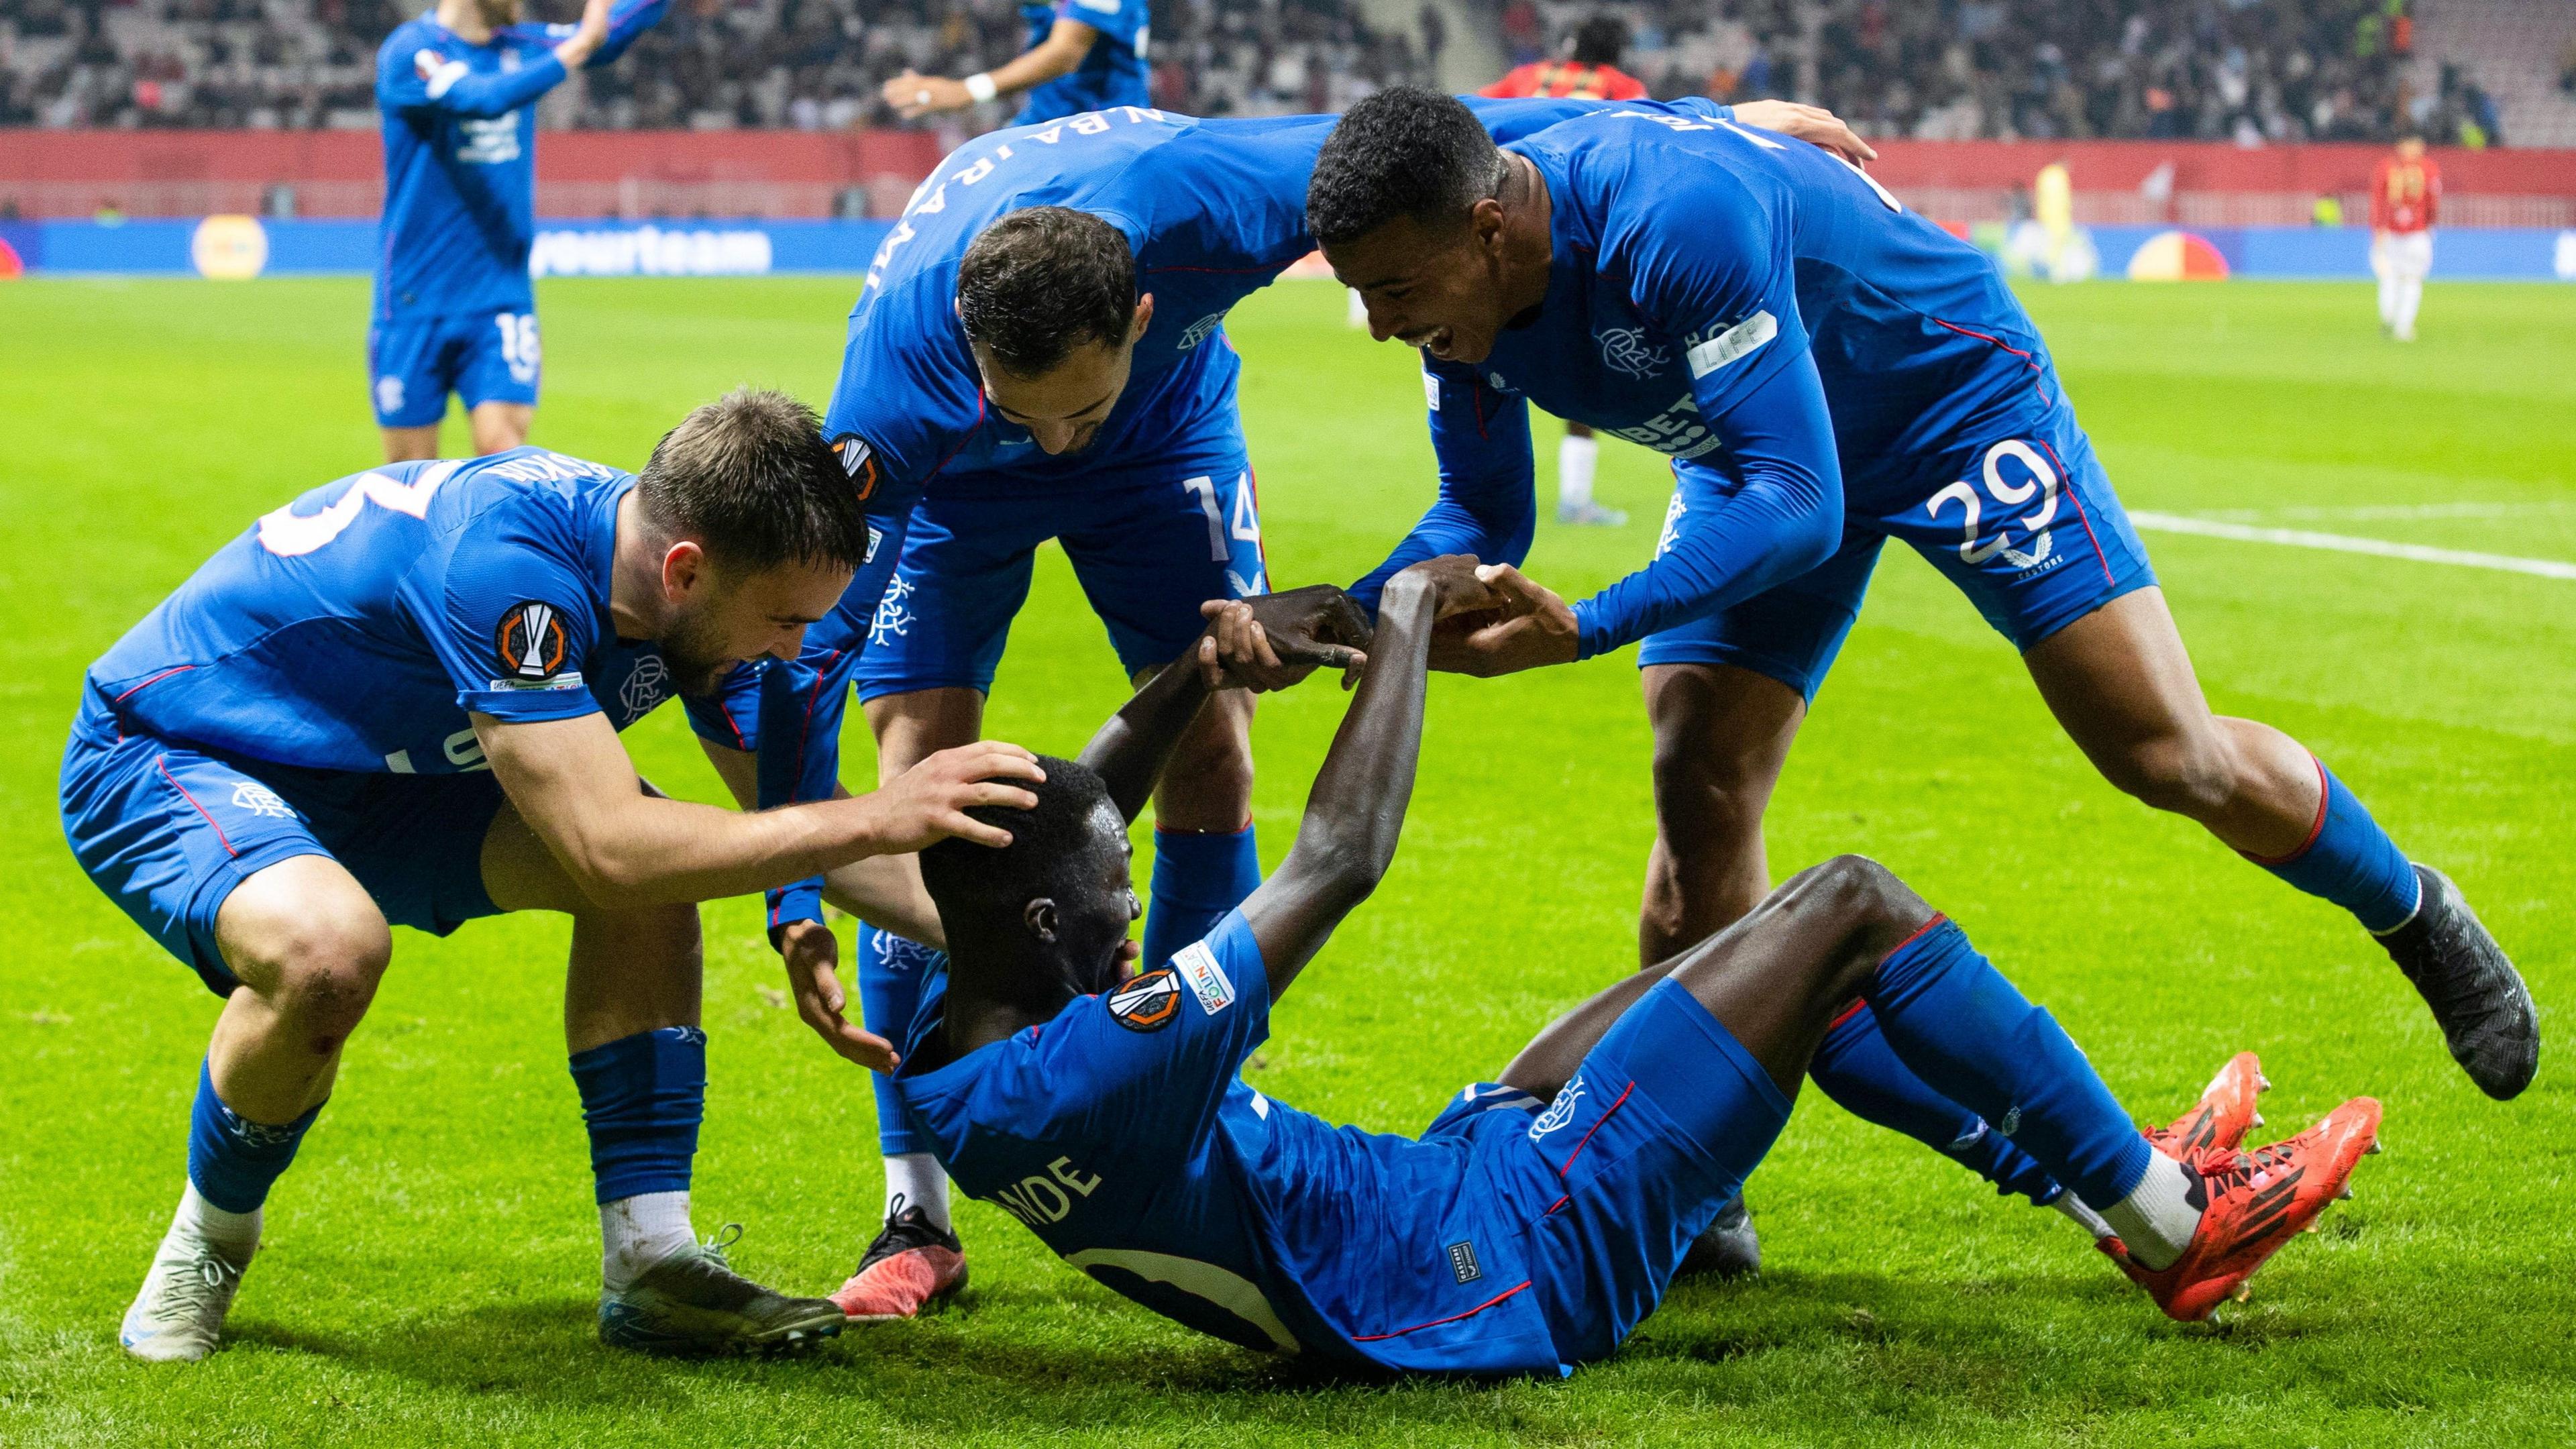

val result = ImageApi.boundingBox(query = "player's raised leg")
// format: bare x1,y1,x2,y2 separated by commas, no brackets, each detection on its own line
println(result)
2025,586,2536,1098
121,855,386,1362
481,800,845,1352
1503,856,2377,1326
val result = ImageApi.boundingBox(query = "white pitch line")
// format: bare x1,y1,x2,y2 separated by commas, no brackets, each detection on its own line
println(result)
2129,511,2576,581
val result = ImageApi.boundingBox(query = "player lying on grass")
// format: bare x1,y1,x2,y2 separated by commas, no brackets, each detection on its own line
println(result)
1289,91,2534,1114
62,392,1042,1362
874,555,2381,1375
690,91,1874,1318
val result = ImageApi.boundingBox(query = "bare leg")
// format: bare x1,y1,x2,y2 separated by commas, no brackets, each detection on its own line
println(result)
1638,662,1807,965
480,797,702,1052
2022,588,2321,859
468,401,534,457
1503,855,1933,1100
380,425,441,464
207,856,395,1123
1139,674,1255,833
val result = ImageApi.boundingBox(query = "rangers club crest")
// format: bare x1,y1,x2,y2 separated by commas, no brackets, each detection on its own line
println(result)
1595,327,1667,379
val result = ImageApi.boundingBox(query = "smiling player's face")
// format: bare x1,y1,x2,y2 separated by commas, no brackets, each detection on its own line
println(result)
1049,802,1145,994
659,553,852,694
1327,211,1516,366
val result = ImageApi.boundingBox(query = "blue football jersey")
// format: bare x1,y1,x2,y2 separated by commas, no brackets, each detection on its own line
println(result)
87,449,674,775
715,97,1696,930
1013,0,1151,123
892,911,1562,1375
1382,101,2064,657
373,1,662,322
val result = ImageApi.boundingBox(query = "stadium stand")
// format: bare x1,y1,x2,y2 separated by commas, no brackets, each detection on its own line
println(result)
0,0,1426,131
1477,0,2562,148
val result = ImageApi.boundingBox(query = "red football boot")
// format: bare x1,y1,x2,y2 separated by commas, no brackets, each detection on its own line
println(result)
2145,1052,2269,1159
2102,1096,2381,1322
831,1200,968,1323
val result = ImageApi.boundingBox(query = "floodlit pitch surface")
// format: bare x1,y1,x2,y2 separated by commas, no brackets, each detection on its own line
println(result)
1,276,2570,1447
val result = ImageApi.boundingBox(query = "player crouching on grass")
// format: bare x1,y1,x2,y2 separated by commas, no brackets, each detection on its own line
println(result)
62,390,1046,1361
868,555,2380,1375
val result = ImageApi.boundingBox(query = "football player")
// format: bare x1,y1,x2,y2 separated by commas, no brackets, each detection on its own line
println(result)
690,93,1876,1321
372,0,665,462
2370,131,2440,341
1293,90,2534,1112
66,392,1040,1361
880,0,1150,124
872,554,2381,1375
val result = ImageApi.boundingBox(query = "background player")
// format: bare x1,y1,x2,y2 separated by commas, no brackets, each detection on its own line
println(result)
2371,131,2440,341
879,0,1148,124
1298,90,2536,1112
879,554,2381,1374
691,96,1875,1320
372,0,665,463
67,392,1041,1360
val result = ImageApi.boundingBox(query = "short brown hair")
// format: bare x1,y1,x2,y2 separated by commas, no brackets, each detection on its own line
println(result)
956,206,1136,378
635,389,872,572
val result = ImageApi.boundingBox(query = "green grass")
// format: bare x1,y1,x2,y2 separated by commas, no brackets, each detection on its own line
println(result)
2,274,2572,1446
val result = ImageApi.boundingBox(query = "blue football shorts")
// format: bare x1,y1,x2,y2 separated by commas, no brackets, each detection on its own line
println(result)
1636,392,2157,699
851,414,1269,702
1424,977,1793,1370
60,693,505,996
367,308,543,428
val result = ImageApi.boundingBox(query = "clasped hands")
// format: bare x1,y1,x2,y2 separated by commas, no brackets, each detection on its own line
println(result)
1193,555,1578,691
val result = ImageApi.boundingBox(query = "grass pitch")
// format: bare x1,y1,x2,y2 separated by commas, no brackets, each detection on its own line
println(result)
1,274,2571,1447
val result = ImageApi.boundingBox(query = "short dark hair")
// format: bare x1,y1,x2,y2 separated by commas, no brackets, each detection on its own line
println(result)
1307,87,1506,248
919,755,1116,917
956,207,1136,378
635,388,871,572
1571,15,1627,66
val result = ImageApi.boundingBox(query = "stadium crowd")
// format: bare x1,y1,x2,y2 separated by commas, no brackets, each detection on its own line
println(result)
1497,0,2500,144
0,0,1424,129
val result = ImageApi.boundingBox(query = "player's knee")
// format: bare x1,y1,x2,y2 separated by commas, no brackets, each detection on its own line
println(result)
252,912,392,1049
2100,731,2236,818
1778,854,1930,977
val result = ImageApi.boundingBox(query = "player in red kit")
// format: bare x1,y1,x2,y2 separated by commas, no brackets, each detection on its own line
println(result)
2371,131,2440,341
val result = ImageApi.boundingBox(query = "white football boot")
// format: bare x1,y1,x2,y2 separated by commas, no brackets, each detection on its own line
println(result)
120,1223,253,1362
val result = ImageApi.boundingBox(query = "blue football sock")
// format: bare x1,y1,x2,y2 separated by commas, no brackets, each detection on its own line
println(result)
1142,824,1262,969
857,923,942,1157
568,1026,705,1204
1810,1002,2065,1207
2245,758,2422,934
1866,918,2152,1211
187,1059,323,1214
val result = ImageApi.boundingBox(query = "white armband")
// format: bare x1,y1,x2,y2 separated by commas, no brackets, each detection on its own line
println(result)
963,72,998,103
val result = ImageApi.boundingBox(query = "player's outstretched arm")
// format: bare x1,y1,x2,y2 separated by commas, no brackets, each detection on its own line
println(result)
476,710,1043,908
1238,557,1495,998
1728,99,1878,166
1079,586,1373,821
881,18,1097,119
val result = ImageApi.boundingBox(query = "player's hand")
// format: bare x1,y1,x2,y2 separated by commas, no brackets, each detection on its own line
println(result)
1732,99,1878,167
777,918,900,1071
1395,553,1505,619
554,0,614,66
863,742,1045,851
1195,586,1374,692
1426,564,1578,676
883,71,973,119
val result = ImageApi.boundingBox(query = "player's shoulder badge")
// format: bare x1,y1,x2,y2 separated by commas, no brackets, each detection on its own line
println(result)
1106,969,1181,1032
1173,939,1236,1018
493,600,579,689
833,435,881,502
